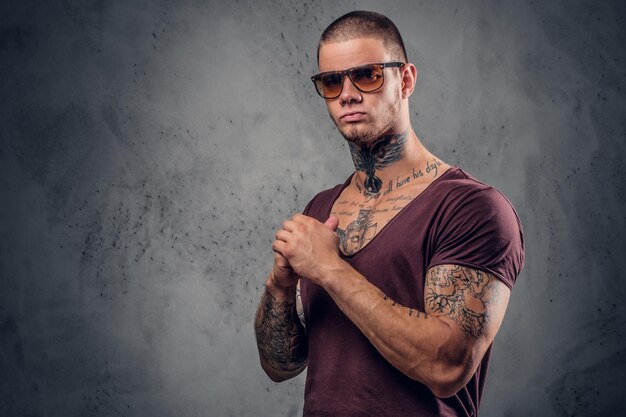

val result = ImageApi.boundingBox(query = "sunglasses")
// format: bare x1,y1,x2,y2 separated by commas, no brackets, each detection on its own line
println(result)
311,62,405,99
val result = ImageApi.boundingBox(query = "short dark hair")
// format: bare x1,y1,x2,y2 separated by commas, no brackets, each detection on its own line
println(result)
317,11,408,64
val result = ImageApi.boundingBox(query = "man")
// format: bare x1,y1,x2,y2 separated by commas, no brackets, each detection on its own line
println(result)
254,10,524,417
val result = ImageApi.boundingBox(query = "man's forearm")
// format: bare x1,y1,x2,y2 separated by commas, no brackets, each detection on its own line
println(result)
254,281,308,382
319,260,469,396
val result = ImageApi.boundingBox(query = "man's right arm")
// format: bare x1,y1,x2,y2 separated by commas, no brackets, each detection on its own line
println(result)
254,275,308,382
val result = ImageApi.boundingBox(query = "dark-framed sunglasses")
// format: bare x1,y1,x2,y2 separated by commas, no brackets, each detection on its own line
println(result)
311,62,405,99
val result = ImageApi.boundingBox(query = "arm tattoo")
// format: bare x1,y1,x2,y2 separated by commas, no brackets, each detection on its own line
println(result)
255,289,308,373
382,294,429,319
425,265,499,340
349,130,408,197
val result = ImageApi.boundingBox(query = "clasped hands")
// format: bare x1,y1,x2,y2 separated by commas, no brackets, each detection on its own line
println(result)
270,214,343,291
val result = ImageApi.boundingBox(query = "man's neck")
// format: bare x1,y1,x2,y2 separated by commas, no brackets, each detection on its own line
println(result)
348,129,444,200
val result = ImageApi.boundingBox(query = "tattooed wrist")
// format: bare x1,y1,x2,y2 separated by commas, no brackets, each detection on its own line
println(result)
265,275,297,301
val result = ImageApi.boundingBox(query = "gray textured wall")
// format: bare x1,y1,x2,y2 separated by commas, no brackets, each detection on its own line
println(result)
1,0,625,416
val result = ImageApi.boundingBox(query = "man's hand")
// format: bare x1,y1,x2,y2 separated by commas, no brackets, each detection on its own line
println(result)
267,250,299,298
272,214,341,285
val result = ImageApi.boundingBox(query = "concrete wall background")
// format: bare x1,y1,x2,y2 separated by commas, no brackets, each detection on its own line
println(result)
1,0,625,416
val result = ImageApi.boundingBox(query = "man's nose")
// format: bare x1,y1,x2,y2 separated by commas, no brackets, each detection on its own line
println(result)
339,74,362,104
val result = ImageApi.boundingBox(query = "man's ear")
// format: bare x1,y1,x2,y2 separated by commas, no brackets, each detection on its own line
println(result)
400,63,418,99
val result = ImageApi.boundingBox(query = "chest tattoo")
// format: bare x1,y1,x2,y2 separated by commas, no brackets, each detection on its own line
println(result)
336,209,378,256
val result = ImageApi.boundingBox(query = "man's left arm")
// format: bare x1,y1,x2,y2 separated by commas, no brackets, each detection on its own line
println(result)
273,214,511,398
321,261,509,398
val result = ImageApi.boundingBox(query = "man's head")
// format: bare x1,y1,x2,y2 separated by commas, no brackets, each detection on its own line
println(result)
317,11,408,65
313,11,416,146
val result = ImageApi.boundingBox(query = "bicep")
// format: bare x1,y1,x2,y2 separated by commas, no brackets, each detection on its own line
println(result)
424,264,510,356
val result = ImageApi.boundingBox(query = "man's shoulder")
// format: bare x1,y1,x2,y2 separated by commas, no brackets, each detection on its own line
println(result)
302,174,353,219
433,166,518,212
433,167,523,240
433,166,491,194
312,181,348,202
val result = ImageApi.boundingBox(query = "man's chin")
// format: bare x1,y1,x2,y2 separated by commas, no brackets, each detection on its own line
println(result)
339,125,377,147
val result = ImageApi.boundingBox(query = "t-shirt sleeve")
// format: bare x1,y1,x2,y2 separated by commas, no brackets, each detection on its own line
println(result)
302,193,318,217
301,183,344,222
427,187,525,290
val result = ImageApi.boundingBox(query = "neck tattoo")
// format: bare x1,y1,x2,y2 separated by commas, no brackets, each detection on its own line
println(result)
349,130,408,198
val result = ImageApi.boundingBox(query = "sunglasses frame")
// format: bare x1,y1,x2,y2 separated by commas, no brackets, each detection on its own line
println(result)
311,62,406,99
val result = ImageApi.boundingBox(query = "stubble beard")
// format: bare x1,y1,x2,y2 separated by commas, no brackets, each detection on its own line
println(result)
334,99,402,148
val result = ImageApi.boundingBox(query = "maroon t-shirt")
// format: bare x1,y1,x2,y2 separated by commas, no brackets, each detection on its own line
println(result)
299,166,525,417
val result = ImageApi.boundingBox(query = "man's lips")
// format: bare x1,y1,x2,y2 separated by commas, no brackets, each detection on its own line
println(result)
340,112,366,122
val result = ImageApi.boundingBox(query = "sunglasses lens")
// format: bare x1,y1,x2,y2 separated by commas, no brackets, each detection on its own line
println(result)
316,73,343,98
351,65,384,92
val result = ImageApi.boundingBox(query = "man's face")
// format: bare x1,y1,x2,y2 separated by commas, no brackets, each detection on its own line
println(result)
317,38,403,146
